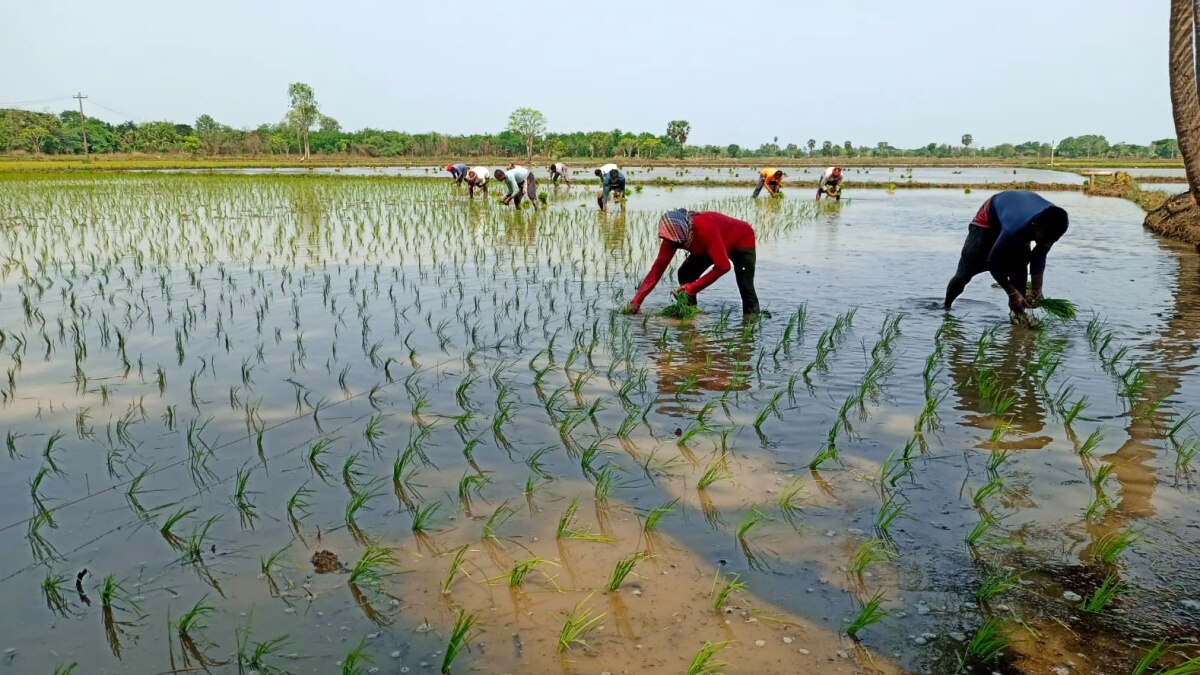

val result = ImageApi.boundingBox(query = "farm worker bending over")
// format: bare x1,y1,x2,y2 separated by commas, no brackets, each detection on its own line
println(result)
626,209,760,315
549,162,571,186
495,166,539,210
943,190,1069,318
596,166,626,213
445,163,469,186
816,166,843,200
465,166,489,199
752,168,785,198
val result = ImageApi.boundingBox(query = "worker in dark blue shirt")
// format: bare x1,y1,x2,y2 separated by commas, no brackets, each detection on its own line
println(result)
944,191,1069,317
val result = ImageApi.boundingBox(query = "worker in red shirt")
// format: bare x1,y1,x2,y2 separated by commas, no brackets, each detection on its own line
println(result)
625,209,760,315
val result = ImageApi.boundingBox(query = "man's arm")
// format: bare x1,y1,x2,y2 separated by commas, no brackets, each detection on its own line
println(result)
630,240,677,307
986,233,1020,294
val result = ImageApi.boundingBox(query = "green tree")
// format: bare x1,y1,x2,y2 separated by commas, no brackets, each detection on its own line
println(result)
319,115,340,133
640,137,662,158
821,140,833,156
961,133,973,149
286,82,321,160
726,143,741,158
666,120,690,158
507,107,547,164
195,114,222,155
807,138,816,155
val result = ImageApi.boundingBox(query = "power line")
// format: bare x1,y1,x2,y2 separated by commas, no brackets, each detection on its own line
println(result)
74,92,90,161
0,96,74,108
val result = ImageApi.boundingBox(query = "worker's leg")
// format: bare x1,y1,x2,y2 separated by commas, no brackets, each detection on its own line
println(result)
513,192,524,209
815,186,824,200
752,175,764,198
613,190,625,213
730,249,760,314
468,183,475,199
526,175,539,210
677,254,713,305
944,225,993,309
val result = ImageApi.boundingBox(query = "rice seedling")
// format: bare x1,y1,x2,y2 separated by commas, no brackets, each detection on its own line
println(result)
363,412,386,449
1081,573,1126,612
964,516,1001,548
846,590,892,638
557,595,605,652
307,436,336,479
1062,393,1089,426
1078,428,1104,456
441,545,470,595
341,637,372,675
441,609,477,674
606,551,650,592
457,471,490,505
642,498,678,532
686,640,732,675
184,516,219,564
696,456,732,490
711,573,748,611
287,482,314,524
410,500,443,533
42,572,70,614
736,508,769,541
875,494,907,536
975,569,1023,602
658,291,701,319
1176,438,1200,471
176,595,216,642
507,556,549,588
1130,642,1173,675
1168,410,1197,440
808,443,839,471
160,506,197,547
1037,298,1077,320
1092,528,1139,565
777,478,807,517
348,545,400,586
482,500,514,540
235,624,291,674
963,616,1011,662
972,476,1007,508
593,463,622,500
848,538,897,574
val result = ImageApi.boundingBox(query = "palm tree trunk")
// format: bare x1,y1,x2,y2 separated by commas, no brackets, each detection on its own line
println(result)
1169,0,1200,206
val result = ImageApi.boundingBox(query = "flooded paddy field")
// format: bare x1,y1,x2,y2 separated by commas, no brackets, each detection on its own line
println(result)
0,175,1198,674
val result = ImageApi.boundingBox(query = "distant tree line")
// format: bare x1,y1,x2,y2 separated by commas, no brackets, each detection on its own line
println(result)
0,101,1180,162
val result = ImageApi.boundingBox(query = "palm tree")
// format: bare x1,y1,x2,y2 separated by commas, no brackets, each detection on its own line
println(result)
1169,0,1200,206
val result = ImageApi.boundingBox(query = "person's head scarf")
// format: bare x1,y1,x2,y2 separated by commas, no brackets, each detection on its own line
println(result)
658,209,694,247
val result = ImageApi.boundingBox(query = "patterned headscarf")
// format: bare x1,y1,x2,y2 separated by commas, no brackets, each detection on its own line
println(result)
658,209,694,247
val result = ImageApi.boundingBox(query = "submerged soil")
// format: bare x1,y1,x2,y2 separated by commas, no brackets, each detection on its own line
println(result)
0,175,1197,674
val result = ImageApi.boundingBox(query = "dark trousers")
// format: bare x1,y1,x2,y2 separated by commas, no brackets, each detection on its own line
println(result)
944,225,1026,307
677,248,760,314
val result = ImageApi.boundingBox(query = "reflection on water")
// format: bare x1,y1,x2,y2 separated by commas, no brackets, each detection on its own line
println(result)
0,175,1197,673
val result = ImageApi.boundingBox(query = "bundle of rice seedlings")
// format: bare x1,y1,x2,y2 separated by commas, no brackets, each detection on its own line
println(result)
658,291,701,319
1037,298,1077,321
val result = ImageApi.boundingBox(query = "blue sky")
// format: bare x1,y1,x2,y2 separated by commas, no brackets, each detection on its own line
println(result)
0,0,1172,148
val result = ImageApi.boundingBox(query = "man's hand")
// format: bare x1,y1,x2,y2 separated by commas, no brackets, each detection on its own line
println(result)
672,287,696,302
1007,291,1028,314
1027,288,1043,308
622,303,641,315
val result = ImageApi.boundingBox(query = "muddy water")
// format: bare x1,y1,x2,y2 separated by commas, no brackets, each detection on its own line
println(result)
0,175,1197,674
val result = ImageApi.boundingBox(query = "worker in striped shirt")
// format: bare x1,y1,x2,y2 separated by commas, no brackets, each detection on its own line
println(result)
549,162,571,186
495,166,539,210
464,166,489,199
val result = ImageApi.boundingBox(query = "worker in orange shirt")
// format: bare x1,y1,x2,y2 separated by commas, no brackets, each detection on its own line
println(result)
752,168,785,198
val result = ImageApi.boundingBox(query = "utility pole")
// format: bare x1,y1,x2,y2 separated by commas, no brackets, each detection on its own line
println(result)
73,92,89,162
